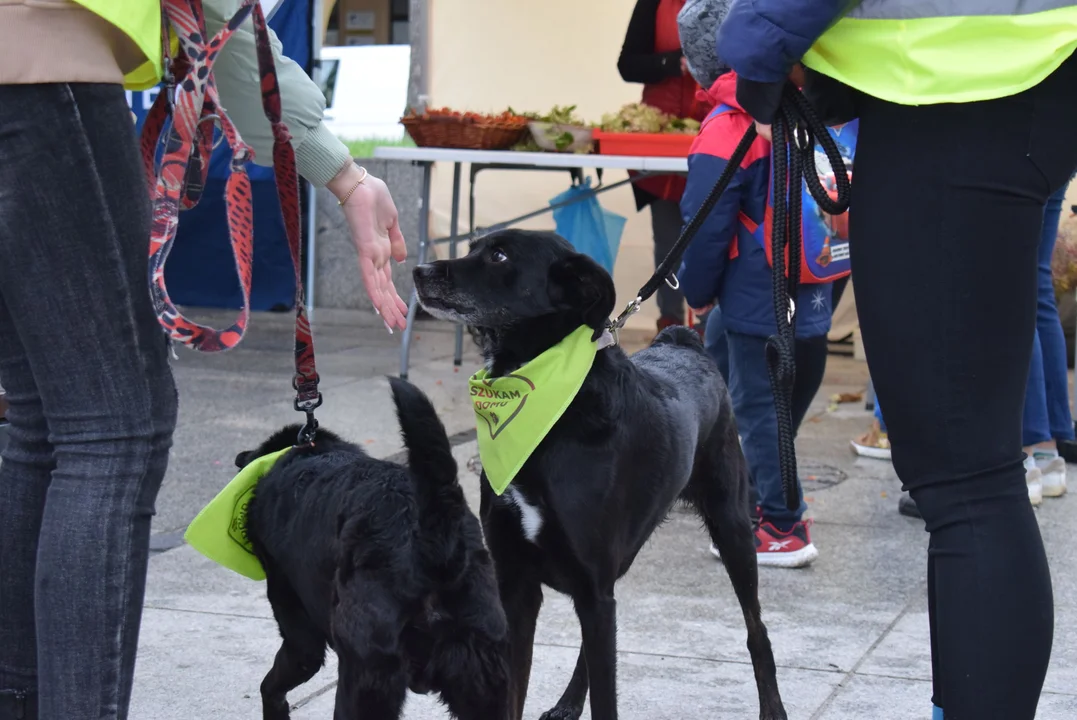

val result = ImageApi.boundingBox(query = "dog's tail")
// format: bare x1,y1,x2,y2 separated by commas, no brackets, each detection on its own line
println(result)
389,376,458,489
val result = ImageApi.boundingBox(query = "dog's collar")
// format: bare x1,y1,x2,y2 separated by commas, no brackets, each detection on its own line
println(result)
596,328,616,351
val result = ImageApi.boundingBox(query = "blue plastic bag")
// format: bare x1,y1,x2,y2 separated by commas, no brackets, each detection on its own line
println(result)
550,178,626,275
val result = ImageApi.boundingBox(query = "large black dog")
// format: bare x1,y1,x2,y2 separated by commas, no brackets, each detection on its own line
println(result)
413,230,787,720
236,377,510,720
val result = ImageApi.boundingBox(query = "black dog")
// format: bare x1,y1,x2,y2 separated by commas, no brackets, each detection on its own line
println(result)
236,377,510,720
413,230,786,720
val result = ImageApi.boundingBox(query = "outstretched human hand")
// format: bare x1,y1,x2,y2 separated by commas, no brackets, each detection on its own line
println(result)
328,163,410,331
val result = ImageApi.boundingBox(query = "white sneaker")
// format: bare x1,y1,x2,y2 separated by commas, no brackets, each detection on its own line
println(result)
1026,457,1044,506
1034,453,1067,498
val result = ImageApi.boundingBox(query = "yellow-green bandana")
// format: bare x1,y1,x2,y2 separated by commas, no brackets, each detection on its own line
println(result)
183,447,291,580
470,325,613,495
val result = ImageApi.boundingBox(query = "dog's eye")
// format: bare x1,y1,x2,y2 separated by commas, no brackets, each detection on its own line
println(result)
490,249,508,264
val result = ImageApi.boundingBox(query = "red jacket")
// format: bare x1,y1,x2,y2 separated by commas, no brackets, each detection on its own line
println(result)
618,0,706,205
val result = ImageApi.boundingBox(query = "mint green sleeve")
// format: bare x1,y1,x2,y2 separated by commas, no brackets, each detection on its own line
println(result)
202,0,353,187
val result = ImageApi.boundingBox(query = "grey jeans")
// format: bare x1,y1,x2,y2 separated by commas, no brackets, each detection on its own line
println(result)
0,84,178,719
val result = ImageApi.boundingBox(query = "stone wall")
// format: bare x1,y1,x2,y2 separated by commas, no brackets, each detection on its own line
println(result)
313,159,424,311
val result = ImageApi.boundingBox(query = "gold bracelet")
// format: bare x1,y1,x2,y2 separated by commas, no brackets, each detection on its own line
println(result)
337,166,368,206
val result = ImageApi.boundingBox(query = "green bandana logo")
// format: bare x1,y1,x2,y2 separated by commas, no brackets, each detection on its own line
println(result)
184,446,291,581
471,325,609,495
472,374,535,439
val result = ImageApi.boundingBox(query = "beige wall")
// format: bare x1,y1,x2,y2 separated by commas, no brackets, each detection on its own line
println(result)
426,0,672,331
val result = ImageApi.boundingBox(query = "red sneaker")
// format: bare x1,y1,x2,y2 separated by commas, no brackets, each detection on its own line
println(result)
754,520,819,568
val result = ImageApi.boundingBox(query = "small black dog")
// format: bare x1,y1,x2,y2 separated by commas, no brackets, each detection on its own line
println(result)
237,377,510,720
413,230,787,720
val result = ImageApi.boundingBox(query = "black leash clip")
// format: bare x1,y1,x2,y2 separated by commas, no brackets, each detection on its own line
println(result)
293,391,323,447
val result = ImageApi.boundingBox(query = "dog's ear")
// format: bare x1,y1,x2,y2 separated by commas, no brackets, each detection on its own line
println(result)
235,451,251,469
548,253,616,338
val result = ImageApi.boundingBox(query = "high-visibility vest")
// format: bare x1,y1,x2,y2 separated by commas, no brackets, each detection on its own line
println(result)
72,0,171,90
803,0,1077,105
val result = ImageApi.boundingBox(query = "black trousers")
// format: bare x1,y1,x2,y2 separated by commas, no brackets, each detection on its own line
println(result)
850,53,1077,719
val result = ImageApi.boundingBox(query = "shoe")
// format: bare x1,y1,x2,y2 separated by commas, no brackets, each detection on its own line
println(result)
1025,456,1043,506
898,493,921,520
1034,452,1067,498
754,520,819,568
851,420,891,461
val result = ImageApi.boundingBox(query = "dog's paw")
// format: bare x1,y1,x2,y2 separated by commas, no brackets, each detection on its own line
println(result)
539,706,583,720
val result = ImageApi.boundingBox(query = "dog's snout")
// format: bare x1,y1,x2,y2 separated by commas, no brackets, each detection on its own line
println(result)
414,262,448,283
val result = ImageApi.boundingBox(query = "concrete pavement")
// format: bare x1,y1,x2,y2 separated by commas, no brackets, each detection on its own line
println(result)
131,309,1077,719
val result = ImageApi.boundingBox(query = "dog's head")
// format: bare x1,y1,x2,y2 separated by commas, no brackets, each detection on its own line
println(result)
413,230,616,362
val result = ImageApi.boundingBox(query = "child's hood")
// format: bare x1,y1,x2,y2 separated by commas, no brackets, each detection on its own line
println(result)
697,70,742,114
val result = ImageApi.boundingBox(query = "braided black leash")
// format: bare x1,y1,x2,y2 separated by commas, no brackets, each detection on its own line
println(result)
766,85,851,510
610,83,851,512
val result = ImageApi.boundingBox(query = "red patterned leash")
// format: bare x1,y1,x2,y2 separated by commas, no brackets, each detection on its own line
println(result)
142,0,322,444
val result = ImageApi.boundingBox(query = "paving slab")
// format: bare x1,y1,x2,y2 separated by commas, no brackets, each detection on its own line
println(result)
130,607,339,720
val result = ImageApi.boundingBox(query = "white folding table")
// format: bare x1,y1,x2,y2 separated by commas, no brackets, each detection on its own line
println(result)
372,146,689,378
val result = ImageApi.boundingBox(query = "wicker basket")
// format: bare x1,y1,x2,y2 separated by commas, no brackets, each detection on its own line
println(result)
401,115,528,150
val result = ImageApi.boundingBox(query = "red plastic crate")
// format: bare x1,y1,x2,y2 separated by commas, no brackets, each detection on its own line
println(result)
593,130,696,157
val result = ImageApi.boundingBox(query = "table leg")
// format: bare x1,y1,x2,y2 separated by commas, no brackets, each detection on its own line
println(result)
399,161,433,380
449,162,464,366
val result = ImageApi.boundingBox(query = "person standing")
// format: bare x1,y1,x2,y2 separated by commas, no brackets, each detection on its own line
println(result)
715,0,1077,717
618,0,707,333
676,0,837,567
1022,176,1076,500
0,1,408,718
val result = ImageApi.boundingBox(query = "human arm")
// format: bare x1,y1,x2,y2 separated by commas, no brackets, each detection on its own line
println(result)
202,0,408,328
716,0,850,123
676,154,746,311
617,0,685,84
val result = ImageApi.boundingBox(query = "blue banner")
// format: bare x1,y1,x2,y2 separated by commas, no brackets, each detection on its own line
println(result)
129,0,312,311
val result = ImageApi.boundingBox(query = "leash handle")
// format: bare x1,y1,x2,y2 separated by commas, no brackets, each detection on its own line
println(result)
142,0,322,437
766,84,851,511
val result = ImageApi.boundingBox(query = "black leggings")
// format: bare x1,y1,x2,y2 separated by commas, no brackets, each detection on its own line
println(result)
850,52,1077,719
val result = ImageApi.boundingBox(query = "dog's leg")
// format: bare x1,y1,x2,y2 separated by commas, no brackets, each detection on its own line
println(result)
261,574,328,720
486,561,543,720
575,592,618,720
333,655,407,720
330,577,409,720
484,486,544,720
539,646,588,720
426,560,512,720
429,635,511,720
260,638,327,720
699,441,788,720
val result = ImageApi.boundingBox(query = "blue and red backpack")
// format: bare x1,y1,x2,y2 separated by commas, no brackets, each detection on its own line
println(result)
706,104,857,284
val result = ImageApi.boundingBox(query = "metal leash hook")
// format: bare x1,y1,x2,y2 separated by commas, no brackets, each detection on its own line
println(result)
293,384,323,447
605,296,643,348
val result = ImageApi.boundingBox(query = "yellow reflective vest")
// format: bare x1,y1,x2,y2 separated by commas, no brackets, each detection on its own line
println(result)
803,0,1077,105
72,0,172,91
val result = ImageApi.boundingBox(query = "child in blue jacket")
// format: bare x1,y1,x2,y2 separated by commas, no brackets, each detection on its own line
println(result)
676,0,853,567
